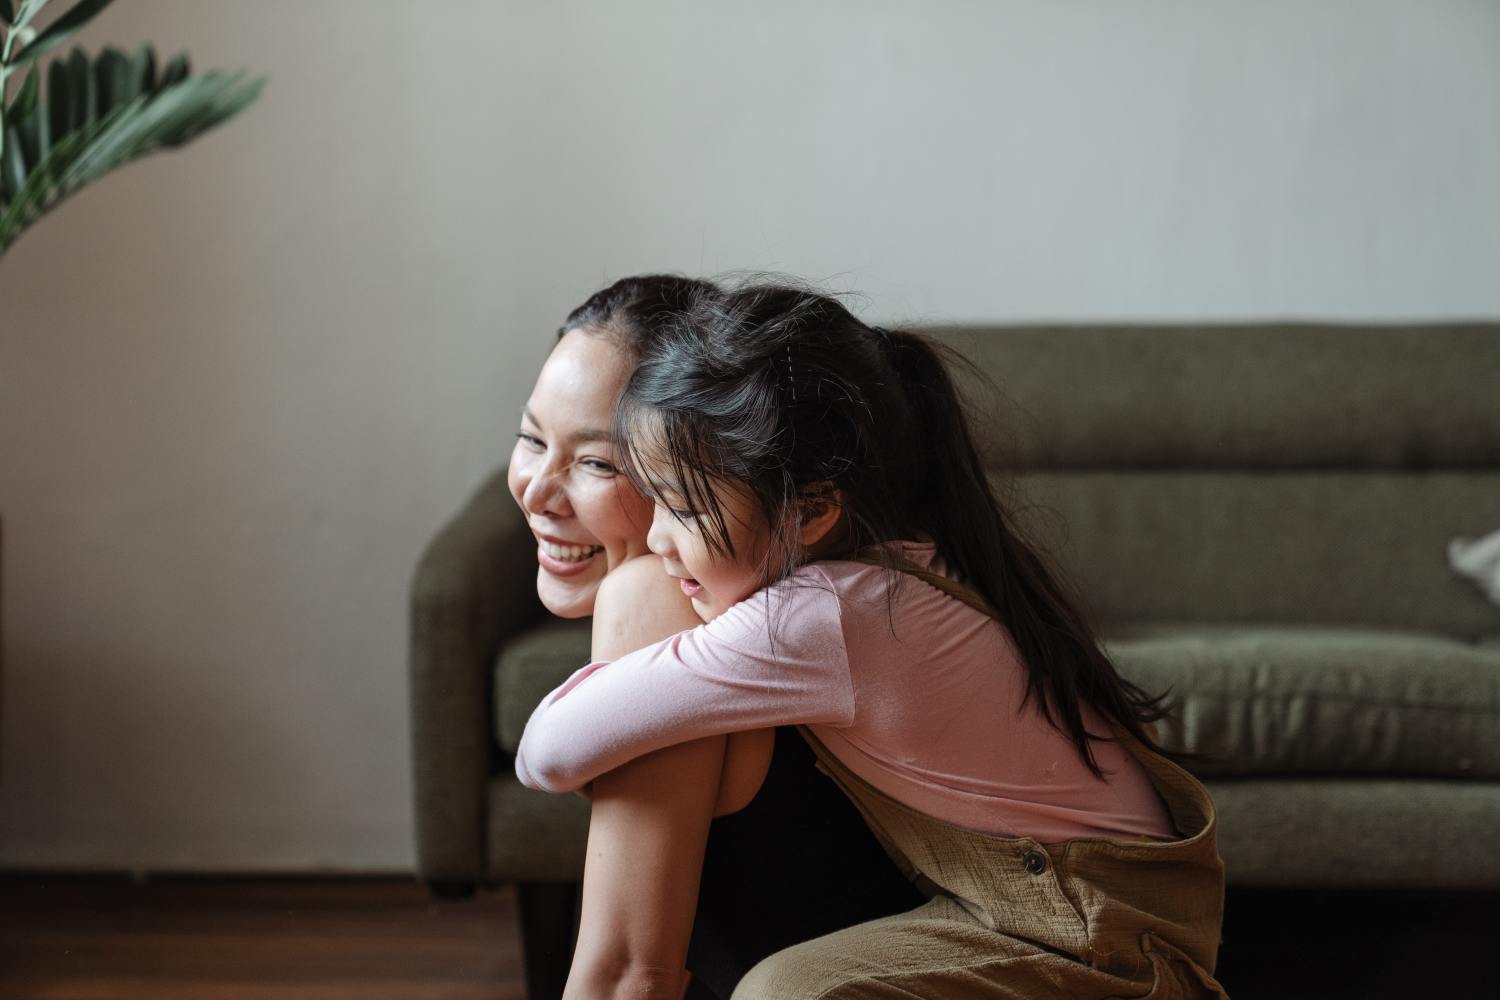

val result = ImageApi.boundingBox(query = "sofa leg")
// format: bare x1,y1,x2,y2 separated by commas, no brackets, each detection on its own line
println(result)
426,879,477,901
516,880,580,1000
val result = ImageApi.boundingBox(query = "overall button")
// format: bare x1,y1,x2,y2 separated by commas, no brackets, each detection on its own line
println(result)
1021,848,1048,875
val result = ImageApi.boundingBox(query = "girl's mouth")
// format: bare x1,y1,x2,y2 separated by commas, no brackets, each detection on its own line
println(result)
536,540,604,576
679,577,703,597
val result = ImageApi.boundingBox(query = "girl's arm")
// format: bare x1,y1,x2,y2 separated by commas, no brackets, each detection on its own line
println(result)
563,556,772,1000
515,564,851,794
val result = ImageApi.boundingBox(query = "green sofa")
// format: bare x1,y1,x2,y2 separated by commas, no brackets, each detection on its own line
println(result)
409,323,1500,999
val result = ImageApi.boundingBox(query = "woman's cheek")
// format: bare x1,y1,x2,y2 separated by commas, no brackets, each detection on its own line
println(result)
614,479,655,539
574,477,649,558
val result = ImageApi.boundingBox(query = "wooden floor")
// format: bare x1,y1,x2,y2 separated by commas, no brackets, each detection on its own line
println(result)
1,874,526,1000
1,874,1492,999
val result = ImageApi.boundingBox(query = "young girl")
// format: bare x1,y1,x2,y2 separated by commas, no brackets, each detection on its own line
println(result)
516,284,1228,999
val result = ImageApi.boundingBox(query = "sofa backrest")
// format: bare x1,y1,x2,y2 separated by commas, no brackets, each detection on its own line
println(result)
926,324,1500,639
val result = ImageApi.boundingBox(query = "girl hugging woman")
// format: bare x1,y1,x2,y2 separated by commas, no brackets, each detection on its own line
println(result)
514,280,1227,1000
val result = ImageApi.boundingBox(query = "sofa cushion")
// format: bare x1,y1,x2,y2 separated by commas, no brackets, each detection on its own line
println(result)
496,616,592,754
1105,624,1500,779
1013,470,1500,639
932,324,1500,469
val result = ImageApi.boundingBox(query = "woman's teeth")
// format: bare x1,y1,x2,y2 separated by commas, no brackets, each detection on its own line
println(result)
542,541,602,562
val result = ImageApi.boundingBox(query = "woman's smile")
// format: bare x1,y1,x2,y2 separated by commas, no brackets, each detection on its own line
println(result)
533,532,606,575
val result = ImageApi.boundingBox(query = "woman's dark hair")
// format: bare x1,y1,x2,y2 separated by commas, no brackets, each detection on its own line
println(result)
559,274,722,361
616,282,1177,775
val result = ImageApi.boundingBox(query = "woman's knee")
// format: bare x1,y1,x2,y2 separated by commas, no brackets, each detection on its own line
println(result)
714,728,775,817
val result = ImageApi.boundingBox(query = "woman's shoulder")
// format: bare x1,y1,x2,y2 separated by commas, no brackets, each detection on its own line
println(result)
595,553,680,601
592,555,700,659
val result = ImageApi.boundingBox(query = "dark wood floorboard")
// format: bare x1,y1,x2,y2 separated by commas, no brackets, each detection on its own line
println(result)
0,873,526,1000
1,875,1492,999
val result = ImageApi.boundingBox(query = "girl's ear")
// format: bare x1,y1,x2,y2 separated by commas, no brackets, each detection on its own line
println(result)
798,484,845,549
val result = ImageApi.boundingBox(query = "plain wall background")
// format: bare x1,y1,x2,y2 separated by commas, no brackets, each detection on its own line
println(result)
1,0,1497,872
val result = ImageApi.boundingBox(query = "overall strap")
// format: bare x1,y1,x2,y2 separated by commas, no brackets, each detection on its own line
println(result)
852,551,1001,621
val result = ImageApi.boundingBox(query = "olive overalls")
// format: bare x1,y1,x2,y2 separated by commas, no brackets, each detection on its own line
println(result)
732,565,1230,1000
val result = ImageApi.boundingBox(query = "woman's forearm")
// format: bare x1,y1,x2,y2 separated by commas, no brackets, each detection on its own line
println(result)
563,556,720,999
564,735,728,1000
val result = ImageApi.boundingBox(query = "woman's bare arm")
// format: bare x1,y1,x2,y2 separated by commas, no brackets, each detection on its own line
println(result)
564,556,772,1000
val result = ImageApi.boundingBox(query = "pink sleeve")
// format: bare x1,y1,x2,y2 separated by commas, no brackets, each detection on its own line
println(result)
513,574,853,793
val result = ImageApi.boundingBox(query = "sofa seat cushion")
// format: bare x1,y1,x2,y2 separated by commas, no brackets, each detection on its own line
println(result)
1104,624,1500,779
496,617,593,754
492,617,1500,781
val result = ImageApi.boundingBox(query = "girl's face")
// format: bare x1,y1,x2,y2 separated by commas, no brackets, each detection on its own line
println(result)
645,481,772,622
507,328,654,619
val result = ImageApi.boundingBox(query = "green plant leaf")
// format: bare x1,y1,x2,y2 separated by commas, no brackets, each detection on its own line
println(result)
11,1,49,36
94,44,128,108
46,52,67,135
0,52,264,256
10,0,117,68
15,85,49,168
9,64,40,121
1,125,26,199
130,42,155,94
160,52,188,88
67,46,93,130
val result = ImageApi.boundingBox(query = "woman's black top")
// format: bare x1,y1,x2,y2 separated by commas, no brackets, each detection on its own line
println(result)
684,725,929,999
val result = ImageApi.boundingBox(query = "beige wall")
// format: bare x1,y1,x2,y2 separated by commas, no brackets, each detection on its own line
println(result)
1,0,1497,872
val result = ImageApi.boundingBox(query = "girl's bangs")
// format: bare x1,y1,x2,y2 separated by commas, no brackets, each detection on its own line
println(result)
618,404,737,558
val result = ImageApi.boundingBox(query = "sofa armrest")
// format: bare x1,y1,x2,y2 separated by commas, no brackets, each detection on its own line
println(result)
409,466,543,882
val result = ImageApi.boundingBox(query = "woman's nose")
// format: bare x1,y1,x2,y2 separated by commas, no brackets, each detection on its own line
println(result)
520,459,569,517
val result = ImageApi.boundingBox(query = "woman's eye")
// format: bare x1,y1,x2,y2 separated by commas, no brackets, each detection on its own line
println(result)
668,506,696,522
516,431,544,452
580,458,618,475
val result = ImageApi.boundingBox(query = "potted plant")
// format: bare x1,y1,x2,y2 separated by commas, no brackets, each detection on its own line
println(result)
1,0,265,763
1,0,265,256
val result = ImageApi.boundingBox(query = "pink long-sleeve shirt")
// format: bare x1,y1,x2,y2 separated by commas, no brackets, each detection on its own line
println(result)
515,542,1175,843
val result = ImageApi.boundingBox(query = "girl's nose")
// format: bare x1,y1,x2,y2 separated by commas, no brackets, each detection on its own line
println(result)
646,507,675,559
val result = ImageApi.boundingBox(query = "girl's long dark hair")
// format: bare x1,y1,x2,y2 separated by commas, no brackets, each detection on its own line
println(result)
617,282,1177,775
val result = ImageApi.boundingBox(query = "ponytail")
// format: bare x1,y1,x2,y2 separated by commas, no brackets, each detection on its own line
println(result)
880,327,1177,774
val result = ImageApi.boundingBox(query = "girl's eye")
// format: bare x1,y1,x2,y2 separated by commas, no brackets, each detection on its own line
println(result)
516,431,544,452
667,506,697,522
580,458,618,475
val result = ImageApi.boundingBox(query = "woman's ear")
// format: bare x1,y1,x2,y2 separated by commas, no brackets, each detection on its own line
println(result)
798,484,845,550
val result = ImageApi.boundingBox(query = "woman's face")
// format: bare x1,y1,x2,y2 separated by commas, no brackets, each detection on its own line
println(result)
508,328,653,618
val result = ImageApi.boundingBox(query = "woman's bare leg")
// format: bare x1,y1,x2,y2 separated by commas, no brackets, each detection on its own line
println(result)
562,558,773,1000
563,735,729,1000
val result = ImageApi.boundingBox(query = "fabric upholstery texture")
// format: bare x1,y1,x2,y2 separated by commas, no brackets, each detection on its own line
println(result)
934,323,1500,469
1105,625,1500,778
496,617,592,752
1206,779,1500,888
1013,471,1500,638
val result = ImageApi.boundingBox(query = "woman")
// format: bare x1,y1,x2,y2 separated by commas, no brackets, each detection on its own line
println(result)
509,275,930,1000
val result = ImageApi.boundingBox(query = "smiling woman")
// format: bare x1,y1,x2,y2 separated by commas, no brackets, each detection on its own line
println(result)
507,328,655,619
505,275,721,620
